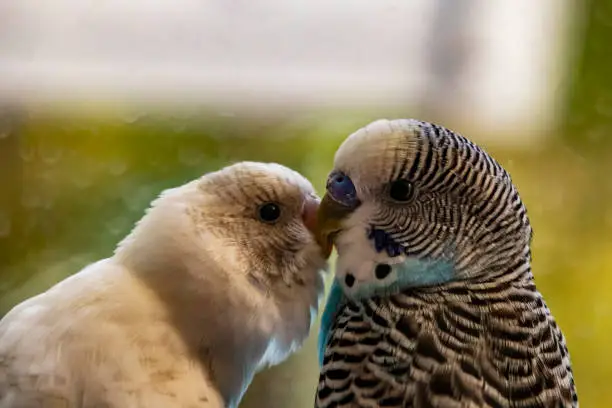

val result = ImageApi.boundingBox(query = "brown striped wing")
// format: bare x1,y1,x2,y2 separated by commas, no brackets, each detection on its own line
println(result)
315,286,578,408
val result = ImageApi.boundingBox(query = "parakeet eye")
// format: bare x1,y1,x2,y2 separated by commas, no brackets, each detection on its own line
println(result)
389,179,415,202
258,202,281,223
327,171,358,207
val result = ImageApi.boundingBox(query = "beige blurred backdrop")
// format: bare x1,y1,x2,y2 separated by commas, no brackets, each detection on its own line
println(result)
1,0,611,407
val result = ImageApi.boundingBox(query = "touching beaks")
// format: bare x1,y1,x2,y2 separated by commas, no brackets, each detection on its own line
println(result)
302,194,320,236
314,192,360,258
302,194,332,259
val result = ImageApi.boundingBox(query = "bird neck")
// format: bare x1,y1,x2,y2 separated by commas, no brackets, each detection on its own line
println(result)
465,249,534,287
116,241,274,408
400,255,536,299
318,256,535,367
318,278,346,366
111,193,283,407
125,256,273,408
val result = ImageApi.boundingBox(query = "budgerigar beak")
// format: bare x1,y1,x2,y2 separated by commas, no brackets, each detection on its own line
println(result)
315,193,359,257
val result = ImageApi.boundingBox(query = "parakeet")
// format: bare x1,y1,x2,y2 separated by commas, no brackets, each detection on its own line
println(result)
0,161,328,408
315,119,578,407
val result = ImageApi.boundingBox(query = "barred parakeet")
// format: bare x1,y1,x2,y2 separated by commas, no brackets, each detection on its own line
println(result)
315,119,578,407
0,162,328,408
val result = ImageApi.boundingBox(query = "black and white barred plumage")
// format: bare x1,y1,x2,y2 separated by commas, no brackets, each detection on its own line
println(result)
315,119,578,407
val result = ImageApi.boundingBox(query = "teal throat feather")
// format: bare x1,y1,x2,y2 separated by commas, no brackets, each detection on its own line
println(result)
318,278,346,366
352,257,455,299
317,257,455,366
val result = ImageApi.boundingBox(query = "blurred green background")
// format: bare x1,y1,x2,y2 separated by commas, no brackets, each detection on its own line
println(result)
1,0,612,407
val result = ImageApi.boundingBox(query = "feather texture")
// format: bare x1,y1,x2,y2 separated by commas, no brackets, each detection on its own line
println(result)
315,119,578,407
0,162,327,408
316,278,577,407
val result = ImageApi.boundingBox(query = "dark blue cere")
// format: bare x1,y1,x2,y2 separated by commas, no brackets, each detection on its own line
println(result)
368,227,404,257
327,171,359,207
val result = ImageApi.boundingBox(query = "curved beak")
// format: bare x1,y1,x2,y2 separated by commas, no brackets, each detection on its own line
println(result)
314,193,359,258
302,195,333,259
302,195,320,236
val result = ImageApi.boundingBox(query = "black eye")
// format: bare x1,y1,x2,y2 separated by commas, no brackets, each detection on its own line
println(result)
389,179,414,202
258,202,281,223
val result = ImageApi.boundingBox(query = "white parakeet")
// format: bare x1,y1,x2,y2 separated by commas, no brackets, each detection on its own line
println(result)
0,161,328,408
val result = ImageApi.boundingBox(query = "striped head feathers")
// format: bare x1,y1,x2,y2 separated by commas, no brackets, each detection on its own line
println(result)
316,119,532,299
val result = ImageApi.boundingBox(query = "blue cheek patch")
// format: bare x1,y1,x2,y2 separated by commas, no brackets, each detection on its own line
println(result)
317,258,455,366
318,226,456,366
351,258,456,300
395,257,456,287
318,279,347,367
